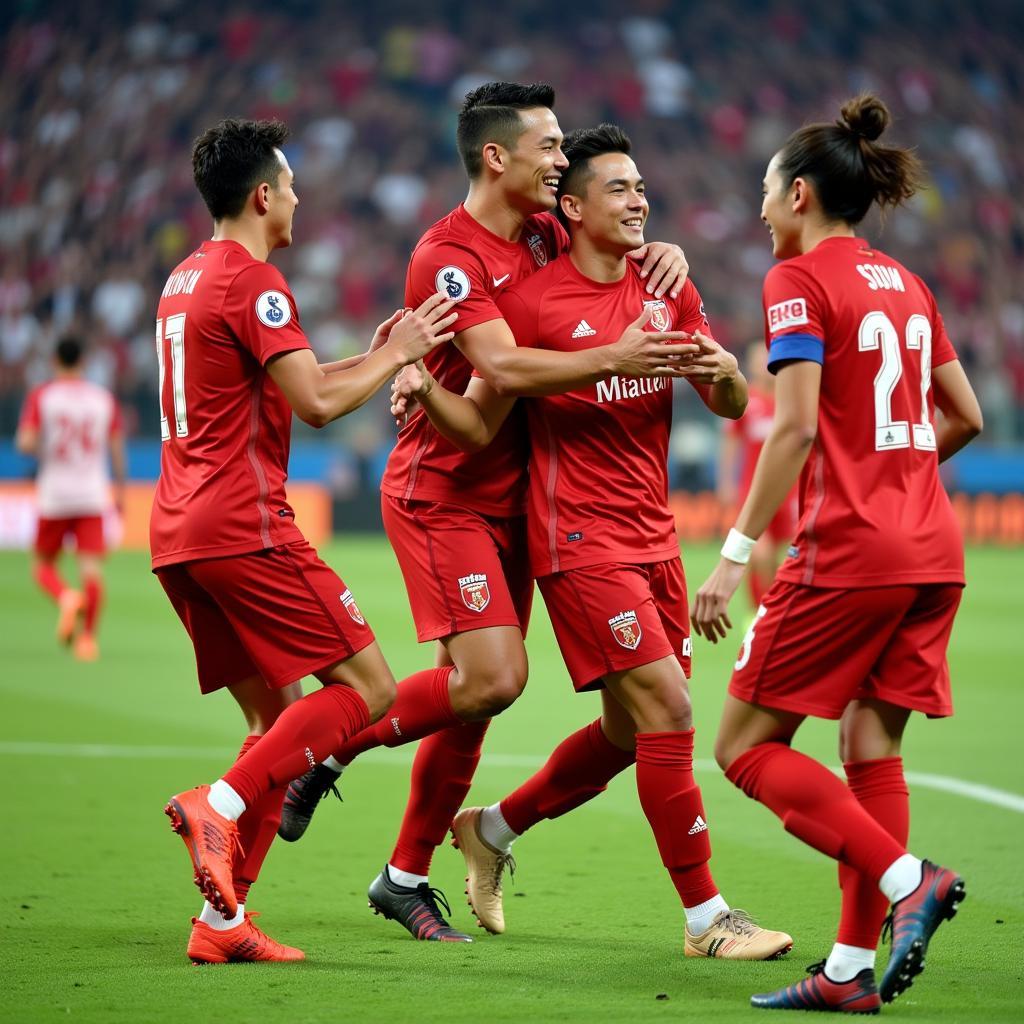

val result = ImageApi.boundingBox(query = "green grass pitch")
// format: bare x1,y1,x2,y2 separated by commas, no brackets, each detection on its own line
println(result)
1,540,1021,1023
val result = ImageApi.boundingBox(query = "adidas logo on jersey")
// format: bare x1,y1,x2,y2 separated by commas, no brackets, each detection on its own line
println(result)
688,815,708,835
572,320,597,338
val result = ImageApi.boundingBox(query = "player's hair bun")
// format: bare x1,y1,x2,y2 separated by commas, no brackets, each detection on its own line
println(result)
838,94,889,142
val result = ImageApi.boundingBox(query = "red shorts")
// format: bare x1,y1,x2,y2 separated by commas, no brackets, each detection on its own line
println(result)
729,580,963,719
35,515,105,557
538,558,692,691
382,495,533,643
156,539,375,694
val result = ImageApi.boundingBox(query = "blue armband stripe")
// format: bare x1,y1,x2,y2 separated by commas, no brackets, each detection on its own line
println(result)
768,333,824,372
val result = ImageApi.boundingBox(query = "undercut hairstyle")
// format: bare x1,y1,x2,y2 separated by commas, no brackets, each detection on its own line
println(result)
192,118,290,220
775,94,924,225
55,335,83,368
456,82,556,179
556,123,633,227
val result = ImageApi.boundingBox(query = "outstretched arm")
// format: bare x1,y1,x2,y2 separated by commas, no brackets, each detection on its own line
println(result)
268,294,457,427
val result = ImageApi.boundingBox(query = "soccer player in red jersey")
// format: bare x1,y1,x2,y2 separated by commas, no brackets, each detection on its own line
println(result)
152,118,456,963
692,95,982,1012
392,124,792,959
716,341,798,610
276,83,696,942
16,335,125,661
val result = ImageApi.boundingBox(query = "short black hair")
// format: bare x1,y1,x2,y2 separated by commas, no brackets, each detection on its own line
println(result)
55,335,83,368
556,123,633,226
191,118,290,220
456,82,556,179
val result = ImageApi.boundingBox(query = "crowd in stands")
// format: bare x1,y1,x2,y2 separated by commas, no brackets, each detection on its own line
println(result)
3,0,1023,483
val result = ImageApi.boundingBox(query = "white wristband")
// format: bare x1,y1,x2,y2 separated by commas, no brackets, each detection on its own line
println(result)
721,528,756,565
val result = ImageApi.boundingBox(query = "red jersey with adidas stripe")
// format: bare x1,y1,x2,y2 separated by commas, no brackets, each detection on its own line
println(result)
763,236,963,587
496,255,711,577
381,205,569,516
150,240,309,569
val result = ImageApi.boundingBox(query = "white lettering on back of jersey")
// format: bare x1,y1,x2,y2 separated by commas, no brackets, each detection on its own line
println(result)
856,264,905,292
596,375,670,404
161,269,204,298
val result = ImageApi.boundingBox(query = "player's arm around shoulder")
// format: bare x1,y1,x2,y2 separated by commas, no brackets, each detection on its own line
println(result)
268,294,458,427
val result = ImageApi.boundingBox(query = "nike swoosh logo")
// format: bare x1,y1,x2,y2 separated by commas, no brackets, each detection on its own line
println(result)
492,274,511,288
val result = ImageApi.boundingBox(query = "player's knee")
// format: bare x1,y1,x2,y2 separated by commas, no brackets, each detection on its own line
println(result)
714,733,742,773
467,665,527,717
362,675,398,723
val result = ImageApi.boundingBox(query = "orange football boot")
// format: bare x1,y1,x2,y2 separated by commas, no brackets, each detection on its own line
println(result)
56,589,83,646
73,633,99,661
164,785,243,918
187,912,305,964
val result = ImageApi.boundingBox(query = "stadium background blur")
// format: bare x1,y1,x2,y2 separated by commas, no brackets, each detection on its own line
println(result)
2,0,1023,542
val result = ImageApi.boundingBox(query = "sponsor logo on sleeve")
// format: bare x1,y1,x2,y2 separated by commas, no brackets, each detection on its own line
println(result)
256,290,292,328
608,610,642,650
767,297,809,334
436,266,471,302
340,589,366,626
458,573,491,612
643,299,671,331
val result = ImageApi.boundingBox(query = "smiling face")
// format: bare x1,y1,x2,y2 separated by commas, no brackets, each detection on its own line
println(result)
563,151,648,253
498,107,568,213
760,152,803,260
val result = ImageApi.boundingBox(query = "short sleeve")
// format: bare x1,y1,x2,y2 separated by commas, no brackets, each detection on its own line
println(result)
223,263,310,365
926,290,957,369
495,288,539,349
405,240,503,335
672,279,713,337
18,387,41,431
762,263,826,372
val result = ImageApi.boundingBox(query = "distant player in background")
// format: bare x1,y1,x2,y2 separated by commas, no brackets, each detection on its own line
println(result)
154,117,455,964
716,341,798,610
393,124,791,959
16,335,125,661
693,95,983,1013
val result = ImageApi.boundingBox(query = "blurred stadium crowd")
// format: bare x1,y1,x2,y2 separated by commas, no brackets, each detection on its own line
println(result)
2,0,1023,482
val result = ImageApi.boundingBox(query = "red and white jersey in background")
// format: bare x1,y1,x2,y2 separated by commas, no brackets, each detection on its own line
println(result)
18,378,121,517
496,256,712,577
763,235,963,588
382,205,569,517
150,239,310,569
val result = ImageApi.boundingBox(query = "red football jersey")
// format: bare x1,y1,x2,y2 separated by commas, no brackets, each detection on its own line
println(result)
763,236,962,587
150,240,310,569
381,205,568,516
497,256,711,577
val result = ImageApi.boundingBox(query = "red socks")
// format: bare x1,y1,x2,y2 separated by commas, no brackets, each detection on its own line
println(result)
223,684,370,808
83,578,103,634
636,730,719,907
500,719,636,836
230,733,289,906
35,562,65,602
725,742,907,883
837,757,910,948
389,718,490,875
333,667,460,765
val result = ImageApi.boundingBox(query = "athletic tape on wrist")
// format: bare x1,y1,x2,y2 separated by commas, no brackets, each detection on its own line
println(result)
721,528,755,565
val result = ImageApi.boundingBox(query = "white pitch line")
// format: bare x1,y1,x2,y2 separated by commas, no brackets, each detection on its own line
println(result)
1,740,1023,813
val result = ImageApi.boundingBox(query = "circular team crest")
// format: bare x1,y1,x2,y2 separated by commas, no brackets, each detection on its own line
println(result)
256,290,292,328
435,266,471,303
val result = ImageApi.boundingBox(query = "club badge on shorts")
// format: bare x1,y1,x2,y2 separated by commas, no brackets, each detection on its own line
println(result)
609,610,642,650
643,299,671,331
340,589,365,626
458,573,491,613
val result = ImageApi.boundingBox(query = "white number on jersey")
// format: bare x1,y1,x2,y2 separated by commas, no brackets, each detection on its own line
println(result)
156,314,188,440
734,604,768,672
857,310,935,452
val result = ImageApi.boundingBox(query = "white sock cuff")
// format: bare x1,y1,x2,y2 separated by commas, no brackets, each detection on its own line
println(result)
322,755,345,774
207,779,246,821
387,864,428,889
479,804,518,852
